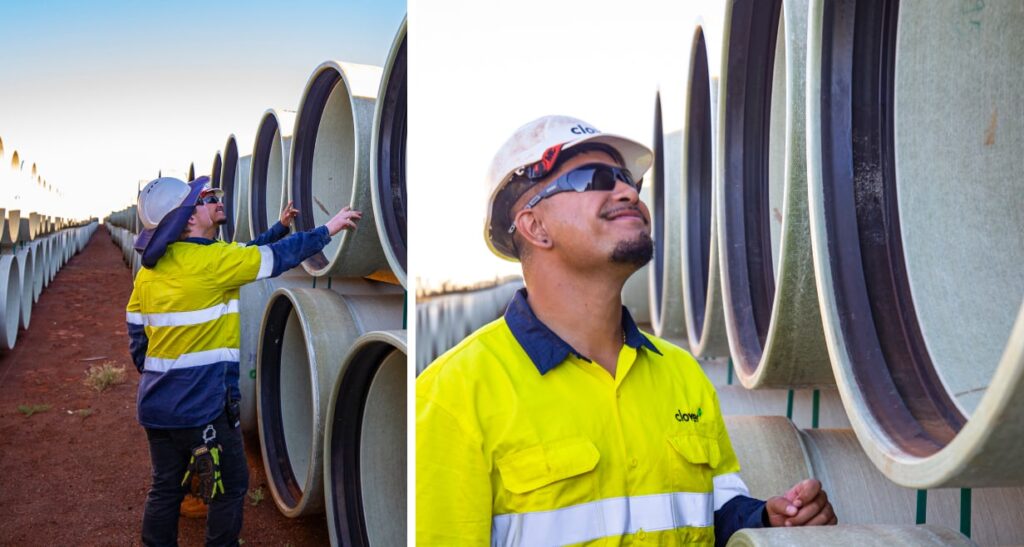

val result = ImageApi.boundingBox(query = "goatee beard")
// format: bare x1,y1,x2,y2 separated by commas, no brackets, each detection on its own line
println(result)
610,232,654,267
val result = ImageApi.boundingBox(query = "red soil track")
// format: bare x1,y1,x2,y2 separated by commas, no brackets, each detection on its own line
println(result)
0,228,328,546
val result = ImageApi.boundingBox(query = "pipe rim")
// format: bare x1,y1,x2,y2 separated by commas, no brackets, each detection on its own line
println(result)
221,136,240,242
371,21,408,286
257,293,310,512
251,111,281,236
325,330,407,547
719,0,783,377
649,92,667,328
814,0,964,460
683,26,715,346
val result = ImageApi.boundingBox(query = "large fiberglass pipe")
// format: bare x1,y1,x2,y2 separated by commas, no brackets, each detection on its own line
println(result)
681,24,731,359
290,61,390,278
0,255,20,350
324,330,407,546
257,288,402,517
647,92,685,338
370,18,408,288
250,109,297,237
211,152,223,191
220,134,252,243
806,0,1024,488
716,0,833,388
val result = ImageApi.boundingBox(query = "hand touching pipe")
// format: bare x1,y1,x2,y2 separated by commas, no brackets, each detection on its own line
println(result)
325,206,362,236
279,201,299,227
765,478,837,527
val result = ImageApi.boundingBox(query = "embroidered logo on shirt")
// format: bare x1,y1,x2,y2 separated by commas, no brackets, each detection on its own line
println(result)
675,408,702,423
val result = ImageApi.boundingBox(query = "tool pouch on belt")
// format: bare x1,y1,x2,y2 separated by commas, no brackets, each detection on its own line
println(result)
181,424,225,504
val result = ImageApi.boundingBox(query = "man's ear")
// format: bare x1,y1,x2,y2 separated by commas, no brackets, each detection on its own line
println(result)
514,208,552,251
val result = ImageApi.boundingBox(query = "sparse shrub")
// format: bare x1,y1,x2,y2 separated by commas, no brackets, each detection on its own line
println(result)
17,404,51,417
84,362,126,392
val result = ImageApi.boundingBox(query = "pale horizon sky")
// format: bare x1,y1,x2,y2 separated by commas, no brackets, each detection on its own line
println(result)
0,0,405,221
408,0,724,291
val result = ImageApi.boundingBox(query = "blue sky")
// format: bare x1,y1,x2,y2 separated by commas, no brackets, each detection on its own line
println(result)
0,0,405,219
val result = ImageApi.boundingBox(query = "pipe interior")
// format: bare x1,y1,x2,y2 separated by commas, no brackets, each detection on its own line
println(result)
684,29,713,339
722,0,782,369
211,155,222,190
267,129,285,231
3,257,19,344
652,93,666,320
252,117,276,235
818,0,962,457
280,306,313,490
312,70,356,262
767,14,787,281
377,35,408,272
359,348,407,546
222,140,239,241
893,0,1024,415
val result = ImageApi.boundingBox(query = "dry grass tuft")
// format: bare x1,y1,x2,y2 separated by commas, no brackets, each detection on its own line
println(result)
84,362,126,393
17,404,51,417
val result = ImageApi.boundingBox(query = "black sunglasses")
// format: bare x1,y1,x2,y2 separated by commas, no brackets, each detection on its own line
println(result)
507,164,641,234
196,195,221,205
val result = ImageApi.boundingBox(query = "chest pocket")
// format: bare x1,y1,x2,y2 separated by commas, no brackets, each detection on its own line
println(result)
667,434,720,492
496,437,600,496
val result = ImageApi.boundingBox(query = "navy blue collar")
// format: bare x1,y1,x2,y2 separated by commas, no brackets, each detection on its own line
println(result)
504,288,661,375
182,237,217,245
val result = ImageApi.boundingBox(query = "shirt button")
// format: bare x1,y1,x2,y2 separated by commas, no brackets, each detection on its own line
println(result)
638,529,647,540
630,457,638,468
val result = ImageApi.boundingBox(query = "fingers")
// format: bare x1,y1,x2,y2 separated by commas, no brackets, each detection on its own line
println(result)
785,490,834,527
764,496,799,527
790,478,822,508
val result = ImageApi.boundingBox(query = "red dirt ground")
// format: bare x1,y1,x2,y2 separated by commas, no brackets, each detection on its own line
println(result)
0,228,329,546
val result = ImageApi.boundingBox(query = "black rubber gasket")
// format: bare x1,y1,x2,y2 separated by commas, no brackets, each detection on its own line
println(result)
257,294,305,508
721,0,782,374
328,341,396,547
685,29,714,340
221,138,239,241
375,34,408,275
651,92,666,323
250,115,279,236
818,0,964,455
291,67,340,272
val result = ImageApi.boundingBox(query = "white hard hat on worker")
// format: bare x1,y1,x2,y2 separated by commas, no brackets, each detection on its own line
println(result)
484,115,654,262
134,176,223,267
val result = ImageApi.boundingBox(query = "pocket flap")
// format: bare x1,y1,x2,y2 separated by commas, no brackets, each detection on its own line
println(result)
668,434,722,469
496,437,600,494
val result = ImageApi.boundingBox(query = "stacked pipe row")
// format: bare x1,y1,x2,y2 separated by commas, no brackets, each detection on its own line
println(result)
111,17,408,545
414,279,524,374
629,0,1023,542
0,219,98,351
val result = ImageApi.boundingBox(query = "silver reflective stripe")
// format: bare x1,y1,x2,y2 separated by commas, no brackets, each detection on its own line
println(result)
138,300,240,327
144,348,240,373
713,472,751,511
256,246,274,280
126,312,144,325
491,492,713,547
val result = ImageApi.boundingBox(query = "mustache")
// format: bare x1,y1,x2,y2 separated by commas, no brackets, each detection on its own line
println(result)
600,205,648,225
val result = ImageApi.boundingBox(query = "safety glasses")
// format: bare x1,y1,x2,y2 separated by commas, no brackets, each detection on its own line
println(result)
507,163,641,234
196,195,221,205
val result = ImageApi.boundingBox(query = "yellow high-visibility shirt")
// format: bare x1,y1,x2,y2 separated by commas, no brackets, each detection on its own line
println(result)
417,289,752,546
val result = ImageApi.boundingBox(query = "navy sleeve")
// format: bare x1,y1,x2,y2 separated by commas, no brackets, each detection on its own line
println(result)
714,495,767,547
266,225,332,277
246,221,290,247
127,322,148,373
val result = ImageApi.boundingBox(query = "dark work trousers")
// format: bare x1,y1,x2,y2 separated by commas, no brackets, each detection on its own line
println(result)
141,411,248,547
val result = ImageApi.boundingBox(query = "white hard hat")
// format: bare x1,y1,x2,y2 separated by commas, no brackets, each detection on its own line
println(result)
484,115,653,262
137,177,192,229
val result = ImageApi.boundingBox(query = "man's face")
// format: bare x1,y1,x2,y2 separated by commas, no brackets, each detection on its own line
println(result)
521,149,653,268
192,194,227,232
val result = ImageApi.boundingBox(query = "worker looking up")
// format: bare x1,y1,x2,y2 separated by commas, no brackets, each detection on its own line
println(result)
126,176,360,546
416,116,837,546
